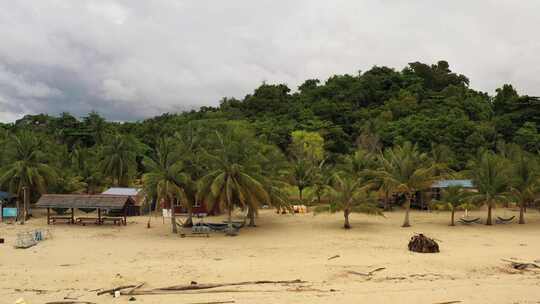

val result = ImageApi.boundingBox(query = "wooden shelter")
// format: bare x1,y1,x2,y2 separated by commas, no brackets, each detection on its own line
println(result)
35,194,135,225
102,187,144,216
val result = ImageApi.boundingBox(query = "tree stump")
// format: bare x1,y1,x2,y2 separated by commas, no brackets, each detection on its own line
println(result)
408,234,439,253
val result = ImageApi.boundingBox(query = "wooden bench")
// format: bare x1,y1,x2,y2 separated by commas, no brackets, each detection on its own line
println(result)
50,216,73,224
76,217,101,226
101,217,125,226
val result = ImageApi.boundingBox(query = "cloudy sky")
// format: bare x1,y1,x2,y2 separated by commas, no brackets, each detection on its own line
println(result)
1,1,539,122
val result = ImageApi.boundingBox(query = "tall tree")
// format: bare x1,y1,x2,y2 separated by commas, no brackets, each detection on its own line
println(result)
142,137,195,233
467,151,509,225
316,172,381,229
432,186,470,226
369,142,439,227
508,150,539,224
100,134,142,187
0,131,57,220
198,130,269,231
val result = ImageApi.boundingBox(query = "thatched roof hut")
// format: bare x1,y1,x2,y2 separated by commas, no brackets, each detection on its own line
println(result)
36,194,135,225
36,194,135,209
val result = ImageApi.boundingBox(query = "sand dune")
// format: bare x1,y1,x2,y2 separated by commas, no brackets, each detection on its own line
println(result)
1,209,540,303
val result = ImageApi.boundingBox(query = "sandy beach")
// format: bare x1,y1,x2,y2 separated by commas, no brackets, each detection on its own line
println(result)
1,209,540,304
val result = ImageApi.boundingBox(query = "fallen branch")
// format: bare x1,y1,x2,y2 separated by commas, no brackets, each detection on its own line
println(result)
347,267,386,276
125,282,145,295
327,255,340,260
97,285,136,296
123,289,284,295
433,301,461,304
184,301,234,304
158,279,306,291
45,301,96,304
501,259,540,270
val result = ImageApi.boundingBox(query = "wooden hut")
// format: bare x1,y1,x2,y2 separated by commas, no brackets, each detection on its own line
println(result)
430,179,475,201
102,187,144,216
35,194,135,225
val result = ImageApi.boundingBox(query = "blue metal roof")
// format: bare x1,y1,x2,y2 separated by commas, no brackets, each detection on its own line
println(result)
0,191,15,200
432,179,474,188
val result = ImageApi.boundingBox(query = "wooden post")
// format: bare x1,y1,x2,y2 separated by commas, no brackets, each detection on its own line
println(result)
71,208,75,224
98,208,102,225
47,208,50,225
123,205,127,226
15,194,21,222
22,186,28,225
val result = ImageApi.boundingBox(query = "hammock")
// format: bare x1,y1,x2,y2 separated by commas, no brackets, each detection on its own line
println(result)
496,215,515,224
458,217,481,224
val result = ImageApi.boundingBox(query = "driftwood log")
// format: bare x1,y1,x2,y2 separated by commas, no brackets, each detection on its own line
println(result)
347,267,386,276
97,285,136,296
159,279,305,291
122,279,306,296
502,259,540,270
408,234,440,253
45,302,96,304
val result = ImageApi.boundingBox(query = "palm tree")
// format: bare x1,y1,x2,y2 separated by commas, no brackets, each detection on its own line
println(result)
71,146,105,194
508,151,539,224
83,111,108,144
467,151,509,225
369,142,440,227
290,159,314,202
142,138,195,233
0,131,57,220
316,172,381,229
432,186,470,226
100,134,142,186
198,131,269,231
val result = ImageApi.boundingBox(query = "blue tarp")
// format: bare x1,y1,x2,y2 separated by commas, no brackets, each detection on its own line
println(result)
0,191,15,201
2,207,18,217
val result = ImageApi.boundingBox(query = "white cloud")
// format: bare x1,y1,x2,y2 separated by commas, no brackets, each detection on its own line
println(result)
101,78,137,101
0,0,539,122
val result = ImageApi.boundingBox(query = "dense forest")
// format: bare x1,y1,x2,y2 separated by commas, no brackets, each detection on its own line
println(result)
1,61,539,229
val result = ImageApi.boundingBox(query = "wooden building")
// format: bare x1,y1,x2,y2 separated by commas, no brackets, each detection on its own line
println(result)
35,194,135,225
102,187,144,216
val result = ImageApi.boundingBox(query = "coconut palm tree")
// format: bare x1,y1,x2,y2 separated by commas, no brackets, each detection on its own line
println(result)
508,151,540,224
290,159,314,202
432,186,471,226
368,142,440,227
142,138,195,233
0,131,57,220
100,134,143,186
197,131,269,232
467,151,509,225
315,172,381,229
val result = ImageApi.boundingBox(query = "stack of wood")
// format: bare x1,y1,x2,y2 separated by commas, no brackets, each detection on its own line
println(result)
408,234,440,253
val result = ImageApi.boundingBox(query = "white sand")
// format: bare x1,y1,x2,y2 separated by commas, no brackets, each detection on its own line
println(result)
1,209,540,304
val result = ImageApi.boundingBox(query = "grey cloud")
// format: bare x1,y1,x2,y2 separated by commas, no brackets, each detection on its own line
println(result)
1,0,539,122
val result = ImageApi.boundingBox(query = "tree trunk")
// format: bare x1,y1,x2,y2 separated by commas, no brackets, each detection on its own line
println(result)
450,208,455,226
16,192,21,222
486,202,493,226
298,187,303,202
146,197,154,228
184,211,193,227
519,200,525,224
384,191,390,211
22,187,29,224
343,208,351,229
227,205,233,229
402,195,411,227
170,198,177,234
248,206,256,227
